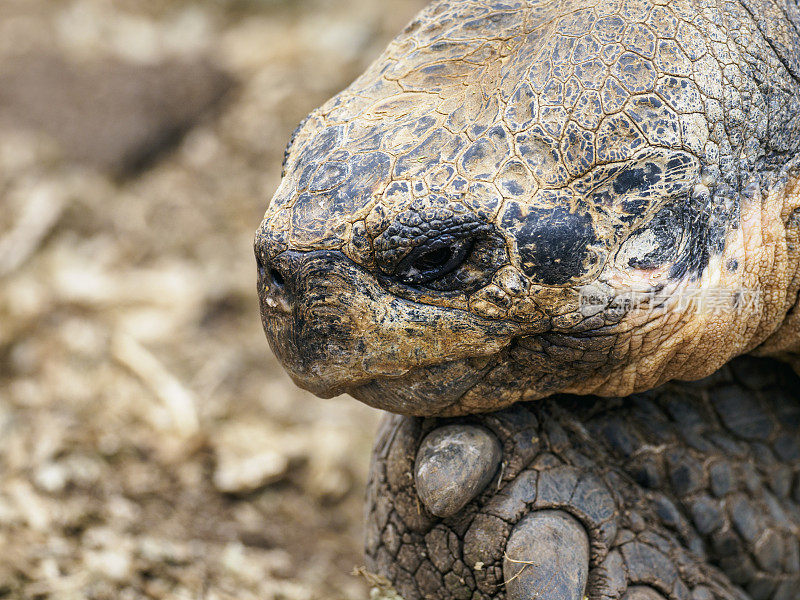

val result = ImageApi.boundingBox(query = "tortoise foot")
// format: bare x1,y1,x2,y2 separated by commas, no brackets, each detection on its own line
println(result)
365,357,799,600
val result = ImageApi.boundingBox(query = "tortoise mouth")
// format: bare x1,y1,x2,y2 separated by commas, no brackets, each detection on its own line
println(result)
273,345,500,412
256,245,523,414
346,356,498,416
261,293,509,414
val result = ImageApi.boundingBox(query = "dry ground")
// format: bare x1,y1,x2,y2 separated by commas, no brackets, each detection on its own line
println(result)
0,0,428,598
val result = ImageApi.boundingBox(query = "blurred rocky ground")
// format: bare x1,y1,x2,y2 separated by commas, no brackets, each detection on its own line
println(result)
0,0,427,598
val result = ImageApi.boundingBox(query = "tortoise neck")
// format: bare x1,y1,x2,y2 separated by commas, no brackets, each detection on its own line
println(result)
752,170,800,368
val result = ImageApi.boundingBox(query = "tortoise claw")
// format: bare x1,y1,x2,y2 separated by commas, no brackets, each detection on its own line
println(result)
622,587,669,600
414,424,502,517
503,509,590,600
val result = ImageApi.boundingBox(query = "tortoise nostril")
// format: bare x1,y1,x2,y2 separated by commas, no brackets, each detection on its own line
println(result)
269,268,285,289
260,262,292,314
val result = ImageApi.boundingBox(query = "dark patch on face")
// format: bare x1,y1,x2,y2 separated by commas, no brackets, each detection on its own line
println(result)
410,115,437,137
326,153,390,209
385,180,410,197
296,125,343,169
309,161,350,192
561,122,595,176
501,202,597,286
624,205,682,270
666,156,687,171
726,258,738,272
669,182,717,281
583,152,724,282
502,179,526,197
350,221,371,256
586,159,676,227
612,162,662,195
620,197,649,219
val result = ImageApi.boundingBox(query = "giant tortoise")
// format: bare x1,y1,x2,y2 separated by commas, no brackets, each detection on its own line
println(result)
255,0,800,598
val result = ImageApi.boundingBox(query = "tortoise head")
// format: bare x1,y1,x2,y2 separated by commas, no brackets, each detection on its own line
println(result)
255,0,800,416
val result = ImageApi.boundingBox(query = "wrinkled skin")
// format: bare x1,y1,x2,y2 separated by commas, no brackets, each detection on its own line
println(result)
366,356,800,600
256,0,800,416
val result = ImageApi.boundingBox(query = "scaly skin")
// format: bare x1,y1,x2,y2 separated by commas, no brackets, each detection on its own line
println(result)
365,356,800,600
256,0,800,416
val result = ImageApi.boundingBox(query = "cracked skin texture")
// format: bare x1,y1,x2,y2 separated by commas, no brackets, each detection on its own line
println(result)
366,356,800,600
256,0,800,416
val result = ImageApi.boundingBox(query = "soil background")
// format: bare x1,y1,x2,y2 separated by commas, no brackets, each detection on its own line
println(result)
0,0,428,598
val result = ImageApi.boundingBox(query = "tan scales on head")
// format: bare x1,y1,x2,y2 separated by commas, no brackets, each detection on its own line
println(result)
256,0,800,416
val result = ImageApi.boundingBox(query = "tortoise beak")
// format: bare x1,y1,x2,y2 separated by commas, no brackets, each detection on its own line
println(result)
256,247,364,396
254,237,517,412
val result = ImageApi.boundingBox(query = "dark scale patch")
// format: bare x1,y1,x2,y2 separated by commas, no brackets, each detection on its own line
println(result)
297,161,320,193
669,185,714,281
727,258,739,272
385,180,410,197
309,161,349,193
326,150,351,165
612,162,662,196
281,115,311,178
395,128,461,179
560,122,595,177
334,152,391,208
666,155,690,173
623,205,683,270
291,151,391,242
409,115,438,137
620,197,650,220
502,179,526,197
294,124,343,169
349,221,372,256
501,201,597,286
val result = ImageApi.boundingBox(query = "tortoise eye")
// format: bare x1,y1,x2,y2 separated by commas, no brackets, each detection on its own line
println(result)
395,239,473,285
413,247,453,272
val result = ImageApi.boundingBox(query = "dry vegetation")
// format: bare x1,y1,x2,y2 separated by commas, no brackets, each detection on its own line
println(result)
0,0,428,598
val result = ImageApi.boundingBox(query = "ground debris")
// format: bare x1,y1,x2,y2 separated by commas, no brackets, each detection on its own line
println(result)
0,181,66,278
0,53,234,176
352,567,407,600
112,331,200,439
